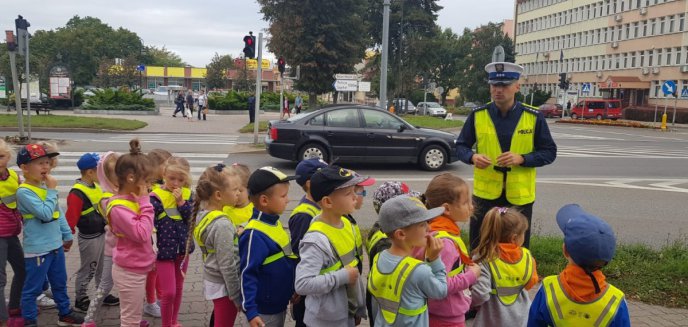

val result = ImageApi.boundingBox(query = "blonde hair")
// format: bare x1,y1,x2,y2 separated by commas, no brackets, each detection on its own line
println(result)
103,152,120,190
473,207,529,263
164,156,192,187
421,173,468,209
38,141,59,168
0,139,14,158
227,163,250,187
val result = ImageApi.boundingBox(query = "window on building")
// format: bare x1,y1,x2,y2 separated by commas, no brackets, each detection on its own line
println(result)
650,19,656,35
640,51,645,66
679,14,685,31
649,50,654,66
666,48,671,66
631,52,637,67
623,53,628,68
660,17,666,34
625,24,630,40
677,47,682,65
642,20,647,37
633,22,639,38
653,81,660,98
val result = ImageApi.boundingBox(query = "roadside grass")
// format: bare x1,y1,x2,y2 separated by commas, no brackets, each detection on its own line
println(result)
401,115,464,129
240,121,269,133
360,228,688,308
0,114,147,130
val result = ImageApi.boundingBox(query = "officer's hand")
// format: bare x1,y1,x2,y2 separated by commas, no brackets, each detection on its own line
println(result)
467,263,481,278
345,266,359,285
471,154,492,169
497,152,525,167
425,235,443,262
44,174,58,189
249,317,265,327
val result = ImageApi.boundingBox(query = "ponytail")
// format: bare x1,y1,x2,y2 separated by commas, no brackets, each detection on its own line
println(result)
473,207,528,263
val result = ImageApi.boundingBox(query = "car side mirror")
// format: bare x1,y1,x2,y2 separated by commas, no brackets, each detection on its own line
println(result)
397,124,406,132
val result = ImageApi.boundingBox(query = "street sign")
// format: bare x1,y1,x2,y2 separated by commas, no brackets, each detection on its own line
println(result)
662,80,676,96
246,59,271,69
358,81,371,92
581,83,591,93
682,88,688,98
136,65,145,72
0,77,6,99
333,79,358,92
334,73,358,80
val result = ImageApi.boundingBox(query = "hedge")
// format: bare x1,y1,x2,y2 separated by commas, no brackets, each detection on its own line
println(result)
624,107,688,124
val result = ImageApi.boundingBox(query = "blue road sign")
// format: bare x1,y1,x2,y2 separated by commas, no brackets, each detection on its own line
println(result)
136,65,145,72
681,87,688,98
581,83,591,93
662,80,676,96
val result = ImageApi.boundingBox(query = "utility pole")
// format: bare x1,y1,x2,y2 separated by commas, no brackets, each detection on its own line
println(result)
5,30,24,139
379,0,391,109
253,33,263,145
16,15,32,141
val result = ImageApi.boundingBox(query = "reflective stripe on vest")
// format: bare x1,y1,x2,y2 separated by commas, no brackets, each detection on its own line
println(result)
72,182,104,216
18,183,60,220
307,217,359,274
105,199,140,238
244,216,297,265
473,107,537,205
193,210,237,260
289,202,321,220
0,169,19,209
368,253,427,325
366,230,388,256
543,275,624,327
151,188,182,221
434,231,469,277
489,248,534,305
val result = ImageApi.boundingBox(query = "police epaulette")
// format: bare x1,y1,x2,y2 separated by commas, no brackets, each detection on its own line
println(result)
521,103,539,115
472,104,491,112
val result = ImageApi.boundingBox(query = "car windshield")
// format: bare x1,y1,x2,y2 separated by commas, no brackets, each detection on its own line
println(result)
287,113,310,122
426,102,441,108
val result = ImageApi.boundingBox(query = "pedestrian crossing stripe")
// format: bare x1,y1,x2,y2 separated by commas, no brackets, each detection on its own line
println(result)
581,83,591,93
681,87,688,98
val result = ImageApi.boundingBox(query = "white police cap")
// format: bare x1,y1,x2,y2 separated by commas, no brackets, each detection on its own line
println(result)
485,62,524,85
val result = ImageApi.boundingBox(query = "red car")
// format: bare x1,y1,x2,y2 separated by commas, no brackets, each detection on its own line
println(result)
538,103,563,118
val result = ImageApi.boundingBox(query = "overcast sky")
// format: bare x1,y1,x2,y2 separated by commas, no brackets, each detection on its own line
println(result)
2,0,513,67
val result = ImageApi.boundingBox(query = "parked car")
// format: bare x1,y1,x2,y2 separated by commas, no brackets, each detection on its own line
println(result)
463,101,482,108
571,99,622,120
538,103,564,118
265,105,458,171
390,98,417,114
417,102,447,118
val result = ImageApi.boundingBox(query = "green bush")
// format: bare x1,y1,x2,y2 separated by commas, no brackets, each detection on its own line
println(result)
208,91,300,111
81,104,154,111
83,88,155,110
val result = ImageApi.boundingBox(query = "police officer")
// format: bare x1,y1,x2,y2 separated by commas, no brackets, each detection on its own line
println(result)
456,62,557,250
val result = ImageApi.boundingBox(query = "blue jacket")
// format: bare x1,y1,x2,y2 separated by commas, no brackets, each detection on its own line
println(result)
527,285,631,327
239,209,296,321
17,186,73,254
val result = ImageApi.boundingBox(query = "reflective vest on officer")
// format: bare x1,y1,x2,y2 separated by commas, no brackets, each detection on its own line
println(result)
194,210,238,260
306,217,360,274
473,105,537,206
105,198,140,238
368,253,427,325
72,182,104,217
543,275,625,327
0,169,19,209
366,229,388,256
244,217,297,265
18,183,59,220
434,231,469,277
151,188,183,221
489,247,534,305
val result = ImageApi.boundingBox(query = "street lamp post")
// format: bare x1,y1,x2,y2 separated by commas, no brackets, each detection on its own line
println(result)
379,0,391,109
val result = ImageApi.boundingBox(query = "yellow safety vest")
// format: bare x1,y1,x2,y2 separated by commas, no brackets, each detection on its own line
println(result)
366,229,388,256
543,275,624,327
223,202,254,227
100,192,114,223
151,188,183,221
72,182,104,216
368,253,427,325
0,169,19,209
434,231,469,277
488,247,534,305
182,187,192,201
473,107,537,205
349,218,364,259
18,183,60,220
289,202,321,219
105,198,140,238
194,210,237,260
306,217,360,274
244,217,297,265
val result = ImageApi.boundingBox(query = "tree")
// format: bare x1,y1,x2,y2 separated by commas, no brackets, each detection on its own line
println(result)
258,0,370,108
423,27,470,105
205,53,234,89
517,89,551,107
92,55,140,88
145,46,186,67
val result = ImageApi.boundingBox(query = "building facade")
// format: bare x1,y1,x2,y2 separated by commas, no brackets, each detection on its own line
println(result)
514,0,688,107
142,64,281,92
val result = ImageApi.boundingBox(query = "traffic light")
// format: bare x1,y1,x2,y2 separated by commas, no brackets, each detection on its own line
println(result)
5,31,16,51
15,15,30,57
243,32,256,59
558,73,567,90
277,57,286,76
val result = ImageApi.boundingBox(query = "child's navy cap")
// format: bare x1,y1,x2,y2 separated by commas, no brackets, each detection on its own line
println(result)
16,144,59,166
77,152,100,170
310,166,371,202
247,166,297,196
295,158,328,186
556,204,616,267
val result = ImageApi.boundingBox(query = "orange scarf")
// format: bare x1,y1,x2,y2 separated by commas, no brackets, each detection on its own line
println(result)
430,216,473,265
497,243,539,290
559,263,608,302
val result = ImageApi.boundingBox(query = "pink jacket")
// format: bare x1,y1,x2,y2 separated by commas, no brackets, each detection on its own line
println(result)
106,194,155,274
413,235,478,324
97,152,118,257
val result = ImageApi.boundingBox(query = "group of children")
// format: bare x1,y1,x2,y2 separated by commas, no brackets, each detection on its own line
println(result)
0,138,630,327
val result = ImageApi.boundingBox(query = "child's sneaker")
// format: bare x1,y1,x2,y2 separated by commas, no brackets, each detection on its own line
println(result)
143,302,161,318
7,316,25,327
74,297,90,313
58,310,85,326
140,320,150,327
81,322,96,327
103,294,120,306
37,293,57,309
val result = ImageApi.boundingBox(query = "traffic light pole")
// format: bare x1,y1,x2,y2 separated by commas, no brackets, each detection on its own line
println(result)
8,49,25,139
379,0,391,109
253,33,263,145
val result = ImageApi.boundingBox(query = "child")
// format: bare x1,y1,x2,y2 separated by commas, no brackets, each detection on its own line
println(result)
66,153,115,313
192,163,242,327
0,140,25,326
106,139,156,327
288,158,328,327
16,144,84,326
294,166,370,327
470,207,538,327
35,141,59,309
527,204,630,327
82,152,121,327
222,163,253,233
150,157,194,327
240,166,298,327
419,173,481,327
368,194,448,327
344,170,375,274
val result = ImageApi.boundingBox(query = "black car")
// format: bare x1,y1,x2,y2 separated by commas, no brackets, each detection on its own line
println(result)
265,105,458,171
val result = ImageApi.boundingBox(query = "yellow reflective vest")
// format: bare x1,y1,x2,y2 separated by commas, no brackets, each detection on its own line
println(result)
151,188,183,221
306,217,360,274
244,218,297,265
105,198,140,238
0,169,19,209
366,229,388,256
18,183,59,220
543,275,625,327
223,202,254,227
368,254,427,325
488,247,534,305
473,107,537,205
434,231,469,277
194,210,237,260
72,182,104,217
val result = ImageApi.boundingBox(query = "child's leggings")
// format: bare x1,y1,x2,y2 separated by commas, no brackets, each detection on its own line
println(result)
156,256,188,327
83,255,114,323
212,297,238,327
145,269,158,304
112,263,147,327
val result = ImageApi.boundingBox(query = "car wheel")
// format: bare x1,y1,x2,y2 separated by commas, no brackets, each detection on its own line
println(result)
298,143,329,162
596,114,603,120
571,113,578,119
419,145,447,171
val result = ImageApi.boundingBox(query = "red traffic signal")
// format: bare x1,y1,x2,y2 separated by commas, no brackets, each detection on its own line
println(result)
278,57,286,76
243,33,256,59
